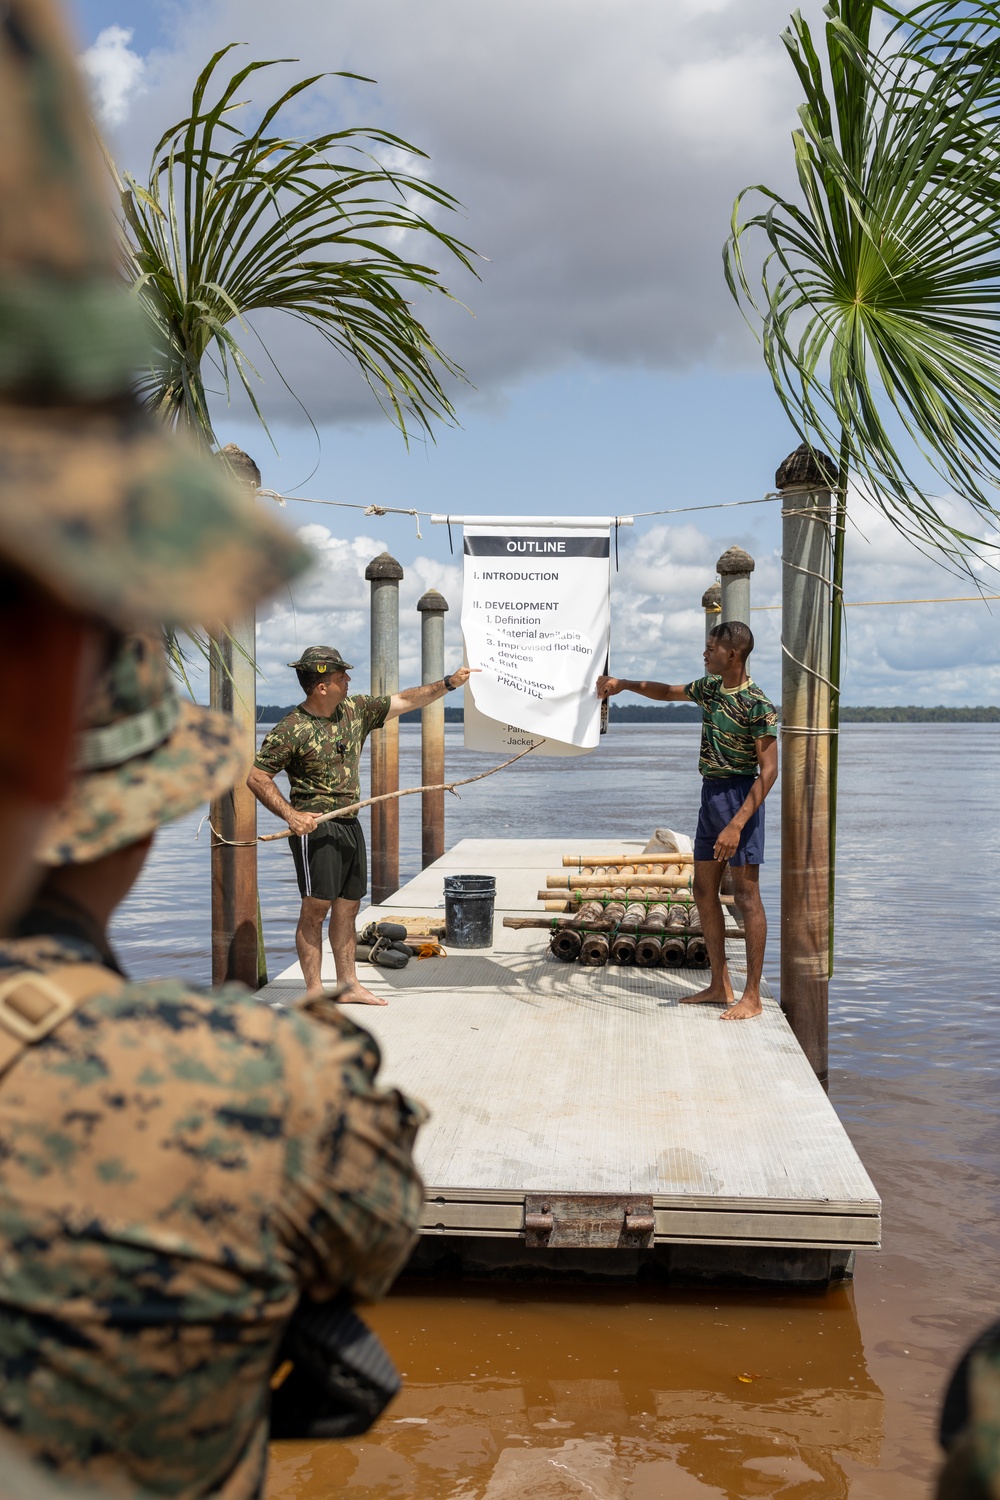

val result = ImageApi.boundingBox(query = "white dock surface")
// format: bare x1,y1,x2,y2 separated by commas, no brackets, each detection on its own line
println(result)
258,840,880,1250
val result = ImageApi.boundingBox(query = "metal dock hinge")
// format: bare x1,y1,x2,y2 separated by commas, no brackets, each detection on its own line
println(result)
523,1193,656,1249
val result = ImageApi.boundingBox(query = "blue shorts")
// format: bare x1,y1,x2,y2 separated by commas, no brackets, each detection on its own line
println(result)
693,775,764,866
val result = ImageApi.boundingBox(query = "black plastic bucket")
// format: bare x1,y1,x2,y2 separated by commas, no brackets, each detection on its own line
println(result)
443,874,496,949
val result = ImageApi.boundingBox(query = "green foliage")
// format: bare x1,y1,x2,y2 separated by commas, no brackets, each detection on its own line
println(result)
117,45,478,449
839,704,1000,721
725,1,1000,564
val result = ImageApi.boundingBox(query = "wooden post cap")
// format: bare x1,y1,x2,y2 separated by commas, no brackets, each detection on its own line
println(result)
716,545,755,576
775,443,837,490
217,443,261,489
417,588,449,612
365,551,404,580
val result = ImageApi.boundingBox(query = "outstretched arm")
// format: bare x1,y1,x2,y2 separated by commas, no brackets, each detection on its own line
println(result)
711,736,778,862
386,665,477,721
596,675,689,703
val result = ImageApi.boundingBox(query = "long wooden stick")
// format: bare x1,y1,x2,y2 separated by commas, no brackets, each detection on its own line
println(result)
208,746,537,846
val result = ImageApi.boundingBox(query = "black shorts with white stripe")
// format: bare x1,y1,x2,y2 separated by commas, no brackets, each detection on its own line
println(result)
289,817,368,902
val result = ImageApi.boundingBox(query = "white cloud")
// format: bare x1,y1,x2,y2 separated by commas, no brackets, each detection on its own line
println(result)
602,500,1000,704
105,0,811,426
181,506,1000,707
252,527,465,701
81,25,146,127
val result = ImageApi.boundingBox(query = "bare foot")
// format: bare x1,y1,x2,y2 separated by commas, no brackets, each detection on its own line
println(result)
338,981,388,1007
720,992,762,1021
680,978,735,1006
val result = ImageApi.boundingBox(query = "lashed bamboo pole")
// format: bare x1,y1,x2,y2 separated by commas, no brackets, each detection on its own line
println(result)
610,902,646,964
549,898,606,962
504,916,746,939
545,888,734,904
548,873,692,890
635,902,668,966
662,904,688,968
686,935,710,967
561,853,694,868
778,450,833,1081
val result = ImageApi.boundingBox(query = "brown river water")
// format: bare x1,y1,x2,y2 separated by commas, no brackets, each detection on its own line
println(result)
113,724,1000,1498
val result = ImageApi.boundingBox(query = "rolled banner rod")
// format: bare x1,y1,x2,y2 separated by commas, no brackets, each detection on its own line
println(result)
430,514,634,528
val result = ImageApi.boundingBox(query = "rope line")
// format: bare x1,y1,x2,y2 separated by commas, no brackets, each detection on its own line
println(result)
256,488,788,523
755,593,1000,611
780,640,838,692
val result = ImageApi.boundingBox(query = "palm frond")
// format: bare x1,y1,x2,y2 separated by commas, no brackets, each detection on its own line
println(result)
725,1,1000,565
119,46,480,450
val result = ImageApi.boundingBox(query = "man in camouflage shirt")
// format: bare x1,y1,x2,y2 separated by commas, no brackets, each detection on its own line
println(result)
597,620,778,1021
0,630,425,1497
249,645,473,1003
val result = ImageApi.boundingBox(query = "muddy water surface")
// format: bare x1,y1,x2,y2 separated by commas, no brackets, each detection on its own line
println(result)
114,724,1000,1498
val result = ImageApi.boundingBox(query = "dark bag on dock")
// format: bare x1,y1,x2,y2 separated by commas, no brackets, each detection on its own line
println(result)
269,1295,401,1439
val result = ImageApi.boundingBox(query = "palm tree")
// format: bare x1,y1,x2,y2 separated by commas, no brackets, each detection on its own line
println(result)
724,0,1000,953
109,45,478,987
118,44,478,450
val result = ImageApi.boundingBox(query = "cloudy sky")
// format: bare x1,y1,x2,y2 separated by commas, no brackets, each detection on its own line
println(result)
71,0,1000,705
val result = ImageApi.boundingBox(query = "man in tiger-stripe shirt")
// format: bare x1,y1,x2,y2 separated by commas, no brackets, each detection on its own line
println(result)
597,620,778,1019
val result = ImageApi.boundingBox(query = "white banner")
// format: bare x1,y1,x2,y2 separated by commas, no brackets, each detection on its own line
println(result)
461,523,610,753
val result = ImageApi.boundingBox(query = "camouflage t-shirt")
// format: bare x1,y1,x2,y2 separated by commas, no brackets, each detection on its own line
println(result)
684,675,778,779
0,933,426,1499
254,696,391,813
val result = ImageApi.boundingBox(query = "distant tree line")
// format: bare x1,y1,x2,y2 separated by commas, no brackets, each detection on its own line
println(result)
257,702,1000,725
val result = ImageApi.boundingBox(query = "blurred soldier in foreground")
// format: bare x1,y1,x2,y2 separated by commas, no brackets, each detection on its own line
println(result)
936,1319,1000,1499
0,0,309,930
0,3,313,1494
0,631,426,1495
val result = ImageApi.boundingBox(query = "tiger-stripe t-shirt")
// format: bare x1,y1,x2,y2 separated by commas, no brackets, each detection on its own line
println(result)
683,675,778,779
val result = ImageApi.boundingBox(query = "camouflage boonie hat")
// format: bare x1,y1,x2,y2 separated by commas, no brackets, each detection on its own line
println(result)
38,631,242,865
0,0,310,626
287,646,354,672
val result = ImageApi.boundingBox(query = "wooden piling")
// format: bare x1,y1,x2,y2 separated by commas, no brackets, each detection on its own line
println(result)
717,546,755,625
209,446,262,987
777,447,834,1081
417,589,448,869
366,552,403,903
702,581,721,641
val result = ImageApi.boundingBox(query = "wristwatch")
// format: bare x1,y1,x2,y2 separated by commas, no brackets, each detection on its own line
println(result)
443,674,457,691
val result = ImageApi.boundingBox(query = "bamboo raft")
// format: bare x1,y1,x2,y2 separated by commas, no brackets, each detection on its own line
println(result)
504,847,738,969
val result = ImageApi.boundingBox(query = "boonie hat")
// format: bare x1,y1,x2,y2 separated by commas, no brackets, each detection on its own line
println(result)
0,0,310,626
287,646,354,672
38,631,243,865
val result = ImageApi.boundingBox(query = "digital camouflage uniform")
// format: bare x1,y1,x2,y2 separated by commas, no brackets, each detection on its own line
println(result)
0,633,426,1496
936,1326,1000,1499
0,0,310,627
254,698,391,814
0,930,425,1498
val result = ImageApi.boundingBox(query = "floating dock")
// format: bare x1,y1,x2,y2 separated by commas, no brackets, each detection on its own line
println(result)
257,839,880,1278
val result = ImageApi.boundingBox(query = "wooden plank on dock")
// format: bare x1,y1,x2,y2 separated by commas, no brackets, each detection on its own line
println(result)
257,838,880,1252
